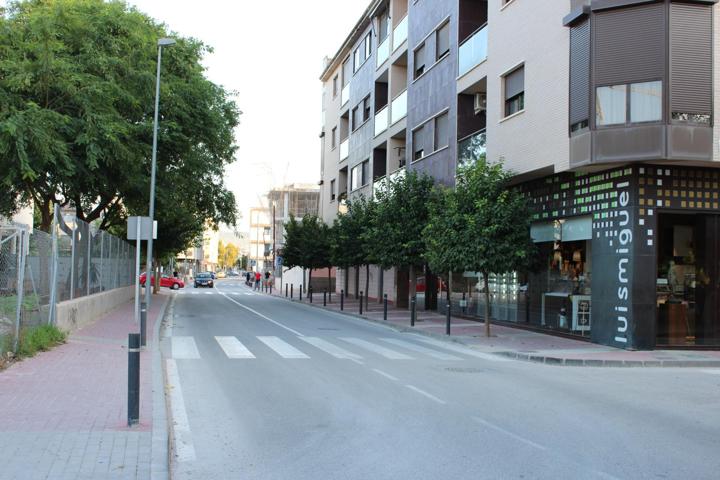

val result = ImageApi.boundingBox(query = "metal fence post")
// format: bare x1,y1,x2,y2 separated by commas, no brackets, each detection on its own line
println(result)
290,284,293,300
446,302,451,335
69,219,76,300
48,205,59,325
13,229,26,353
359,291,363,315
86,226,92,296
410,295,416,327
98,231,104,291
323,290,327,307
383,294,388,321
340,289,344,311
127,333,140,426
285,283,288,297
299,285,302,302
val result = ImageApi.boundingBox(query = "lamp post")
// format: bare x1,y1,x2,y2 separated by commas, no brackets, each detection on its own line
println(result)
143,37,175,337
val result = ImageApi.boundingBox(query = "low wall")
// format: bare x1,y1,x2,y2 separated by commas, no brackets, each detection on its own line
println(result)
55,286,134,332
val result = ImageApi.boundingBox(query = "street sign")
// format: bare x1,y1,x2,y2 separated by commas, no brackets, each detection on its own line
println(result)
126,217,157,240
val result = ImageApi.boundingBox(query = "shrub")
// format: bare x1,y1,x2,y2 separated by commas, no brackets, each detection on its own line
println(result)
17,325,66,358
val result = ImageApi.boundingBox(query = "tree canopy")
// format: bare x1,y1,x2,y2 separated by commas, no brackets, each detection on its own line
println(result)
282,214,331,273
330,196,375,269
0,0,240,258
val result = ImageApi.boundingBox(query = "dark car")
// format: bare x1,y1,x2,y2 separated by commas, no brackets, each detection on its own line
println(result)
194,272,214,288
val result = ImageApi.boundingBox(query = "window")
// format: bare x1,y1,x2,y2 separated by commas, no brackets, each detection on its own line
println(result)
353,33,372,73
504,65,525,117
434,112,449,150
413,127,425,160
350,161,369,190
342,58,351,86
363,97,371,121
436,22,450,60
596,81,663,126
353,48,361,73
330,179,336,201
352,106,360,131
331,127,337,149
352,95,371,130
414,44,426,79
361,160,369,186
630,81,662,123
332,75,338,97
364,33,372,58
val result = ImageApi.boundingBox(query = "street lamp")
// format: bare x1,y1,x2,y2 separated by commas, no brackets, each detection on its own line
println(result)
143,37,175,337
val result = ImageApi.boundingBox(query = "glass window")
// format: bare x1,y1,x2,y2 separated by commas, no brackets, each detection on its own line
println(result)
364,34,372,59
363,96,371,122
436,22,450,60
332,75,338,97
596,85,626,126
361,160,369,186
414,44,426,79
350,164,360,191
630,81,662,123
413,126,425,160
504,65,525,117
331,127,337,149
434,112,449,150
330,179,336,201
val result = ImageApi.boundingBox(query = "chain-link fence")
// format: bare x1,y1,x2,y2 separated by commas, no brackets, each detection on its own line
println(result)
1,208,135,357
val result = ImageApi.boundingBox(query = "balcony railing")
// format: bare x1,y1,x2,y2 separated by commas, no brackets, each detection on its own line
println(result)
393,15,408,51
377,37,390,67
340,138,349,161
457,129,486,168
391,90,407,124
458,24,488,77
341,83,350,106
374,106,389,136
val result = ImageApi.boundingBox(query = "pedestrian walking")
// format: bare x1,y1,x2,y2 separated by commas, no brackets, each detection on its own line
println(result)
254,271,261,291
264,271,271,291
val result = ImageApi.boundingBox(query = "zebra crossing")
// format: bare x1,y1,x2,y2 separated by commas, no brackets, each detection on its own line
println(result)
175,289,258,296
170,334,506,362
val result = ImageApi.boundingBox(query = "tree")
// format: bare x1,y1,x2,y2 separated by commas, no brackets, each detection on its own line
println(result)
282,214,331,290
0,0,239,261
330,196,374,298
218,241,239,270
423,159,536,337
369,171,435,303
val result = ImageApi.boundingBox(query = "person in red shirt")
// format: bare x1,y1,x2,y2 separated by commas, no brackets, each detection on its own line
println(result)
254,271,261,291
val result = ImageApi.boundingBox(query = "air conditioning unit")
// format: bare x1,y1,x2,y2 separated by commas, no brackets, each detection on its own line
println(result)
474,93,487,114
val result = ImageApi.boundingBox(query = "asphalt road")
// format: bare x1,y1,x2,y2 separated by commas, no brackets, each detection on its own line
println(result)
164,278,720,480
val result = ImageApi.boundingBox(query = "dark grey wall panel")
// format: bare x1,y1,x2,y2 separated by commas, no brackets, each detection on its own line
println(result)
593,125,665,162
667,125,713,161
670,3,713,115
569,19,591,125
593,3,665,85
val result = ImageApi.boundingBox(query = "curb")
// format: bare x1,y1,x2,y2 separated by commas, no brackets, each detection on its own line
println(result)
150,294,171,480
270,292,720,369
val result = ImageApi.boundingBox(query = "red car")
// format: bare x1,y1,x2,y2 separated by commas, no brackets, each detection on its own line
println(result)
139,273,184,290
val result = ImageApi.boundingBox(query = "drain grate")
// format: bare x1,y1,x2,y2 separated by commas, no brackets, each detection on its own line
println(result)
445,367,484,373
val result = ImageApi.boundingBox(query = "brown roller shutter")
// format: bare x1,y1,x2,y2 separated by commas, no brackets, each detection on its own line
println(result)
594,3,665,85
505,66,525,100
670,3,712,116
570,19,591,126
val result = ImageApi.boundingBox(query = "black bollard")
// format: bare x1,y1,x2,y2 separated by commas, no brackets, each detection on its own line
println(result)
410,295,416,327
446,302,451,335
309,286,313,303
340,289,344,311
127,333,140,426
383,294,388,321
140,302,147,347
299,285,303,302
359,291,364,315
286,283,288,297
291,284,294,300
462,292,466,315
323,290,327,307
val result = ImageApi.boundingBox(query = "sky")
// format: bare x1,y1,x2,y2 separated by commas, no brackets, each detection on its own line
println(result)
125,0,369,235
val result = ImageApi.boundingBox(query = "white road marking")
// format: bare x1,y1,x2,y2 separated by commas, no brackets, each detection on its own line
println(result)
339,337,413,359
166,359,197,462
472,417,546,451
410,336,508,362
214,336,255,359
191,291,199,295
372,368,398,381
405,385,446,404
257,336,309,359
220,293,304,336
380,338,461,360
298,337,363,359
702,369,720,375
172,336,201,359
204,291,213,295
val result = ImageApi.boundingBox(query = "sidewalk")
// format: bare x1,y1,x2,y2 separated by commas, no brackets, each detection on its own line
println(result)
269,287,720,367
0,292,169,480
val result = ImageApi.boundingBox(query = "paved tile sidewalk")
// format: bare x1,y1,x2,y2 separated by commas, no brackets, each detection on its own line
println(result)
0,292,168,480
267,287,720,367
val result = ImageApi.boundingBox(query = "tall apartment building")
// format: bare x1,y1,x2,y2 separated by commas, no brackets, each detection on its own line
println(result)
248,207,272,272
267,183,320,259
318,0,720,350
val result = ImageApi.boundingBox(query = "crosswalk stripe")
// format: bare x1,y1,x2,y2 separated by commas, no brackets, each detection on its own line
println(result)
339,337,413,359
257,336,309,359
204,291,213,295
380,338,461,360
214,336,255,359
410,336,508,362
172,336,201,359
702,369,720,375
191,291,199,295
299,337,363,359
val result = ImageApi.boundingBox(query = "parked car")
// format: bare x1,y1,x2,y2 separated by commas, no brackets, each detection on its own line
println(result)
194,272,214,288
216,271,227,279
139,273,184,290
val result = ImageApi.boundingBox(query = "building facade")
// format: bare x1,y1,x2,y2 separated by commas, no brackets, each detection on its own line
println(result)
248,207,272,272
318,0,720,350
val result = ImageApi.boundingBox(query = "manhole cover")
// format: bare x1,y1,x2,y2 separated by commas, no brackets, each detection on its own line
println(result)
445,367,484,373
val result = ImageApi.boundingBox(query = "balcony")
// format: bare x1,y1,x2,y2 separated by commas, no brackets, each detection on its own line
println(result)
393,15,408,52
341,83,350,106
377,37,390,67
457,129,486,168
391,90,407,124
340,138,349,161
458,24,488,77
374,106,389,137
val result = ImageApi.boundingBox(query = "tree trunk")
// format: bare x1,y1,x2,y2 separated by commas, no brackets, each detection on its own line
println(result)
409,264,417,303
344,268,349,297
378,266,383,304
308,268,313,292
354,266,359,298
365,264,370,308
327,267,332,295
483,272,491,337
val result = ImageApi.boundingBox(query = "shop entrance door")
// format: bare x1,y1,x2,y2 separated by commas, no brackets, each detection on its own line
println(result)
656,213,720,346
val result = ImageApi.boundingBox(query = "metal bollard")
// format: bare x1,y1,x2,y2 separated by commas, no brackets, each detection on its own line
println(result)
270,283,273,295
286,283,288,297
462,292,466,315
140,303,147,347
410,295,416,327
309,286,313,303
127,333,140,426
340,290,344,311
323,290,327,307
446,302,451,335
291,284,294,300
359,291,363,315
299,285,302,302
383,294,388,321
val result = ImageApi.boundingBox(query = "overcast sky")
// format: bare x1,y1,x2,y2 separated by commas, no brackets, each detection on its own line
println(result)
124,0,368,234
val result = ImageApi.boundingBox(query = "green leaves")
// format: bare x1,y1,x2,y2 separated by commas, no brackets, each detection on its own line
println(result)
282,214,331,271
